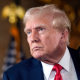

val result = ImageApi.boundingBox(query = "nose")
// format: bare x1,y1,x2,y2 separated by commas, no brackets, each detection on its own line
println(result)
30,30,40,43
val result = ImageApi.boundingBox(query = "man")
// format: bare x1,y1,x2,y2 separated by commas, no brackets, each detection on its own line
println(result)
3,4,80,80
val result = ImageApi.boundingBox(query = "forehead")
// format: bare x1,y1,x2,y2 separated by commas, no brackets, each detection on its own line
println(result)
25,15,53,29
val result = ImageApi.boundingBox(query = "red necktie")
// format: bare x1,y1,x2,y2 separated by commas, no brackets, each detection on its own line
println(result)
52,64,63,80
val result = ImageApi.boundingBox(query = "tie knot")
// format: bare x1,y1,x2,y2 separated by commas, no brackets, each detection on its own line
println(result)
53,64,62,73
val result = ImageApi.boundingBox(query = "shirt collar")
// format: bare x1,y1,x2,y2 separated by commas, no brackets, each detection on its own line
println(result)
41,47,70,80
59,47,70,72
41,61,53,80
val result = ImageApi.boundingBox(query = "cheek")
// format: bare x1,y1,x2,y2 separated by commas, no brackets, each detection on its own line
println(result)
41,35,53,49
42,34,61,49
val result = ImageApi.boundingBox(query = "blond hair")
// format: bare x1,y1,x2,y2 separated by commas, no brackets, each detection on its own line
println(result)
23,4,71,45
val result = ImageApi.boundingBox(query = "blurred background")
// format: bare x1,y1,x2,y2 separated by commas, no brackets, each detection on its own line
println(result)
0,0,80,79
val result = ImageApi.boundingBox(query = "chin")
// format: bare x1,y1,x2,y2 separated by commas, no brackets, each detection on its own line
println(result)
31,52,44,60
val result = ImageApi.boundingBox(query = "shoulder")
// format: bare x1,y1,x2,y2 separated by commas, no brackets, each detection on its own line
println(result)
68,47,79,56
4,57,41,75
68,47,80,62
68,47,79,55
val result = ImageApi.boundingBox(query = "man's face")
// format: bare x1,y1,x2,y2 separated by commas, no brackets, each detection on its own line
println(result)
24,16,65,61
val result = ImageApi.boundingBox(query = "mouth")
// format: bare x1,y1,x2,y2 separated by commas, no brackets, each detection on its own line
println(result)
32,46,43,52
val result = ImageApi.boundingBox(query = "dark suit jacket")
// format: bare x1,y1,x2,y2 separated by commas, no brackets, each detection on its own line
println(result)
3,48,80,80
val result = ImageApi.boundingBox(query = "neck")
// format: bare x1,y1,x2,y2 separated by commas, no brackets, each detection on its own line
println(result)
41,46,66,65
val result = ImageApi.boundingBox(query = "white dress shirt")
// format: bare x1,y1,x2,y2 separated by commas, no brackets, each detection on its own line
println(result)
41,47,78,80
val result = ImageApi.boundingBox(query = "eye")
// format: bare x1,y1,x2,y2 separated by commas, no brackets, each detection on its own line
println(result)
40,27,44,31
37,27,45,32
26,31,31,36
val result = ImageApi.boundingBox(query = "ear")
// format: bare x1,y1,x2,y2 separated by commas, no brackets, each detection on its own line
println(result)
61,29,69,43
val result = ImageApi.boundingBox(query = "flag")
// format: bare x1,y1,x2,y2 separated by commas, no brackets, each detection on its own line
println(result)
0,26,25,80
1,3,26,80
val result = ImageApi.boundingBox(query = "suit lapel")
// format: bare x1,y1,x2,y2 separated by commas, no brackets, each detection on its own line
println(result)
28,58,44,80
69,47,80,80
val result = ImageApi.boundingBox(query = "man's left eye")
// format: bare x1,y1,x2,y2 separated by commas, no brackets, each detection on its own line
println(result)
40,28,44,31
37,27,45,31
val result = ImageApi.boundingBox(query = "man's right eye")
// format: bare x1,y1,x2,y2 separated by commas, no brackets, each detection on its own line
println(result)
26,31,31,35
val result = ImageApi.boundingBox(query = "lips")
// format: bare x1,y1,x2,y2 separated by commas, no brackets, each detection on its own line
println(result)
32,46,43,52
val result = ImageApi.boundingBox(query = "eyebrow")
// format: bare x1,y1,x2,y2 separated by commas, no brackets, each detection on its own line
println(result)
24,24,47,32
